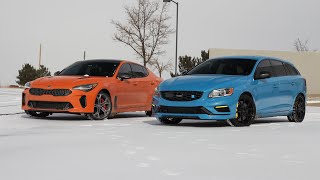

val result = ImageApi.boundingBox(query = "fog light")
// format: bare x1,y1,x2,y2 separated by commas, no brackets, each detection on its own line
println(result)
214,105,230,112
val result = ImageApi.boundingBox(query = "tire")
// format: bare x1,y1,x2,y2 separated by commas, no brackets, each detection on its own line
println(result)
25,110,50,117
228,94,256,127
145,110,152,117
87,92,112,120
158,117,182,125
287,94,305,123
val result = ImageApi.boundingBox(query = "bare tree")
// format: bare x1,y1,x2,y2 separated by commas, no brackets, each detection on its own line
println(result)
150,59,172,78
112,0,174,67
294,38,310,52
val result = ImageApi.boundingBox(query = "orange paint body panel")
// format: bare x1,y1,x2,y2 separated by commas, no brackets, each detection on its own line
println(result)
22,60,162,114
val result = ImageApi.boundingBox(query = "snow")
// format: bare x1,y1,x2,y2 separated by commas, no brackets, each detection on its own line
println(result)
0,88,320,180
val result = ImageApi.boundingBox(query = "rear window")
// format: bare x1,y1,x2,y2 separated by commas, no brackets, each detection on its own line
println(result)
284,63,300,76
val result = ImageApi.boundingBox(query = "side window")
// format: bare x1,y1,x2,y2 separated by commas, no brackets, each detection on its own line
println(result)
117,63,132,77
131,64,147,78
285,63,300,76
270,60,287,77
142,66,149,77
254,60,273,79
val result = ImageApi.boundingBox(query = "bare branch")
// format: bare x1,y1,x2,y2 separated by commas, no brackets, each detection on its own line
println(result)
112,0,174,66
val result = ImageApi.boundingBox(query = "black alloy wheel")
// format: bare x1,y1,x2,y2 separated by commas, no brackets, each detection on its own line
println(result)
228,94,256,127
87,92,112,120
287,94,305,123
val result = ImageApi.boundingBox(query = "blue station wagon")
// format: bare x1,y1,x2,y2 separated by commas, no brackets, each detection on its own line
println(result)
153,56,306,127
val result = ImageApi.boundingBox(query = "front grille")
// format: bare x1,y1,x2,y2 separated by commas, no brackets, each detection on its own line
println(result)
29,88,72,96
157,106,213,115
28,101,73,110
161,91,203,101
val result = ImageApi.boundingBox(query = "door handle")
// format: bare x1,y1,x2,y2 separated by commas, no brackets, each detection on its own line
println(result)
291,82,295,86
133,82,138,86
273,84,279,88
151,82,155,85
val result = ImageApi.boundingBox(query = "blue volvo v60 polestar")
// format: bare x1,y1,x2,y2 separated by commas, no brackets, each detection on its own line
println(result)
153,56,306,127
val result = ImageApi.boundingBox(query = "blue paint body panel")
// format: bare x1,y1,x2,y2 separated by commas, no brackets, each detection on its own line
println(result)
153,56,306,121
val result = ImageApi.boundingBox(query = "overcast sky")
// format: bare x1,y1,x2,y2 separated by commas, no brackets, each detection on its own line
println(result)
0,0,319,85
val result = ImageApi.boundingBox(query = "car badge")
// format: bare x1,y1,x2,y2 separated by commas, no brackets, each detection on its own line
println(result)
176,93,183,98
48,85,51,88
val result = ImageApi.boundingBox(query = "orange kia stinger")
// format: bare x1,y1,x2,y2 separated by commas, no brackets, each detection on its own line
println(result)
22,59,162,120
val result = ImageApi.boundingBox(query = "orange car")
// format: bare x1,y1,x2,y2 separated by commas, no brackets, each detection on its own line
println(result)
22,59,162,120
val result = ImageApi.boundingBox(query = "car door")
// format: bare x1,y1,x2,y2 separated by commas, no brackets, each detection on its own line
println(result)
252,60,281,116
115,63,138,110
130,63,150,108
270,60,292,112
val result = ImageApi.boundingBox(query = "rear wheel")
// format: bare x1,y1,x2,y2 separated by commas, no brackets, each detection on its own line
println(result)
145,110,152,117
228,94,256,127
87,92,112,120
25,110,50,117
287,94,305,123
158,117,182,125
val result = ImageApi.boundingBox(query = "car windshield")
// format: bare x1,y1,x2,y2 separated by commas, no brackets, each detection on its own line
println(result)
187,58,257,75
59,61,120,77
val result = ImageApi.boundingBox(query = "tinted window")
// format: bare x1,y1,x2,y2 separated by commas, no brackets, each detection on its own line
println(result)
285,63,300,76
131,64,147,78
270,60,287,77
117,63,132,77
254,60,273,79
142,66,149,76
59,61,119,77
187,59,256,75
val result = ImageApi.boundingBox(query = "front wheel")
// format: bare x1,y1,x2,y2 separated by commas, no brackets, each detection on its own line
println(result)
228,94,256,127
87,92,112,120
157,117,182,125
287,94,305,123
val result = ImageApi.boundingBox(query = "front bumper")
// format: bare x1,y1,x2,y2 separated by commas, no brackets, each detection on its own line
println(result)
153,95,238,120
22,88,98,113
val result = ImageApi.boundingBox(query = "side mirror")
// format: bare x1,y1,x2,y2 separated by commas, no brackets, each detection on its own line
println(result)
256,71,271,80
54,71,60,76
118,74,131,81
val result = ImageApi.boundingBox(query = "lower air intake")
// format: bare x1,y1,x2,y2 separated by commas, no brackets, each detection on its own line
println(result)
28,101,73,110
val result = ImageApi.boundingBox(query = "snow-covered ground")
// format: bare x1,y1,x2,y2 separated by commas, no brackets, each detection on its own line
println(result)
0,88,320,180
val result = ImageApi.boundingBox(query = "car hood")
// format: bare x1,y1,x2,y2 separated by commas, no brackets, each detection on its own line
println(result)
159,75,249,91
30,76,110,89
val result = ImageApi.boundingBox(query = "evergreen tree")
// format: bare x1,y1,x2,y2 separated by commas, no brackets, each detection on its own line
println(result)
16,63,38,86
36,65,51,78
170,50,209,77
16,64,51,86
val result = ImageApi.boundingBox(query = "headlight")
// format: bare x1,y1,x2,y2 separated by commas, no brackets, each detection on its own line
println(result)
154,86,160,98
73,83,98,92
208,88,234,98
24,82,31,89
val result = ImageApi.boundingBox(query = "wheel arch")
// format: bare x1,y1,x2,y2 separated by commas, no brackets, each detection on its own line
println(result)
97,88,117,113
240,91,255,102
